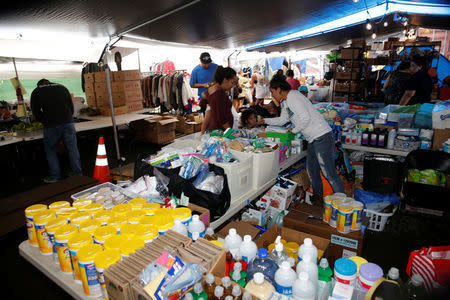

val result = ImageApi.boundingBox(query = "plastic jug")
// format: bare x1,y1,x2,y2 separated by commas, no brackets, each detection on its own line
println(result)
317,258,333,300
268,236,289,266
406,274,426,300
224,228,242,252
242,292,252,300
296,253,318,292
230,262,246,287
293,272,316,300
298,238,318,264
192,282,208,300
239,235,258,263
247,248,279,284
188,215,205,238
274,261,297,295
245,272,275,300
171,218,188,236
204,273,216,299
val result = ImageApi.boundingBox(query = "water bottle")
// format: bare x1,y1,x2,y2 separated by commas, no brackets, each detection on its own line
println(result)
298,238,318,264
296,253,318,292
171,218,188,236
242,292,252,300
317,258,333,300
292,272,316,300
204,273,216,299
245,272,275,300
239,235,258,263
224,228,243,252
221,276,232,297
188,215,205,238
406,274,427,300
184,293,194,300
213,286,225,300
274,261,297,295
268,237,289,266
231,285,242,300
387,129,396,149
247,248,279,284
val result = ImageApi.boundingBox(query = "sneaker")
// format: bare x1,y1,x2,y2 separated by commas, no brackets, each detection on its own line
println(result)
43,176,58,183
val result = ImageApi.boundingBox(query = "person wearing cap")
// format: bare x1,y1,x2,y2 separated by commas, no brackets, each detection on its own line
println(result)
399,56,433,105
30,79,82,183
298,85,309,97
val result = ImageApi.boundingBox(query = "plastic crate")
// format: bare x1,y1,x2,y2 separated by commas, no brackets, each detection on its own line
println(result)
71,182,136,208
212,151,254,200
364,206,396,232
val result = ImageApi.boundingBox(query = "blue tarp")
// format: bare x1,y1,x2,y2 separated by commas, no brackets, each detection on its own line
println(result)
268,57,286,72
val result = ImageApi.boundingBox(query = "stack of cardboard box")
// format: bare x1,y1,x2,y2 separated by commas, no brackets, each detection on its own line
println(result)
83,70,143,116
175,113,204,134
130,114,179,145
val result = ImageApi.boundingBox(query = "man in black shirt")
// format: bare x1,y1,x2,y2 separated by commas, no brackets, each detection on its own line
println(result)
31,79,82,183
399,57,433,105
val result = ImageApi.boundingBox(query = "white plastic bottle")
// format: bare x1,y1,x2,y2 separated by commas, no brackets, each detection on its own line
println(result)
242,292,252,300
245,272,275,300
224,228,242,255
298,238,318,264
293,272,316,300
387,129,396,149
188,215,205,238
171,218,188,236
268,236,289,266
296,253,318,292
274,261,297,295
239,235,258,263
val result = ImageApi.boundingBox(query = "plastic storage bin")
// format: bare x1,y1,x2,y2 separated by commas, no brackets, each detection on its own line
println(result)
71,182,135,204
212,151,254,200
364,207,396,232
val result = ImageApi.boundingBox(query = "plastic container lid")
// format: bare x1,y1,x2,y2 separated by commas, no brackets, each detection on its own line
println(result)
34,210,56,224
351,201,364,210
349,256,368,273
108,215,127,226
254,272,264,284
77,243,103,262
104,235,129,251
153,215,174,231
214,286,224,297
95,248,121,269
258,248,268,258
206,273,215,284
388,267,399,280
93,210,113,224
45,218,68,233
72,199,92,210
94,225,117,242
54,224,78,241
136,225,158,242
334,258,357,276
139,216,157,227
359,263,384,282
48,201,71,210
172,207,191,220
222,276,231,287
120,237,145,256
286,242,299,253
68,232,93,250
70,212,91,225
153,208,173,218
79,220,102,236
332,199,345,208
338,204,353,212
121,223,141,237
142,203,160,215
56,207,78,219
320,258,329,269
128,198,147,210
25,204,47,217
324,196,333,204
84,203,104,215
112,203,132,217
125,210,146,223
210,240,223,247
299,271,309,281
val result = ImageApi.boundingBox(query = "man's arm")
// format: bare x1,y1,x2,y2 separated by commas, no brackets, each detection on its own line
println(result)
30,90,43,122
399,90,416,106
189,68,206,89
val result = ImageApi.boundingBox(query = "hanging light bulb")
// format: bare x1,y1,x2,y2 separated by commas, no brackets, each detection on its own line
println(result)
353,0,359,2
372,32,377,39
366,20,372,30
383,21,388,27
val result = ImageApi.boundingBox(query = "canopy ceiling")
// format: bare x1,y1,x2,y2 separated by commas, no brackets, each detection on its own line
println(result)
0,0,449,54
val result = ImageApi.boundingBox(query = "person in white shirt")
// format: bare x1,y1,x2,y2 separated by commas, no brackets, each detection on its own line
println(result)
263,74,345,202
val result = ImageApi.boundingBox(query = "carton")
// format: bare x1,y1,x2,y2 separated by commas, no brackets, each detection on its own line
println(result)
94,71,113,83
340,48,361,60
83,73,95,82
84,90,96,107
187,202,210,228
175,116,195,134
99,105,128,116
433,129,450,150
187,113,204,132
335,72,359,80
217,221,260,240
112,81,142,92
114,70,142,81
84,82,94,93
131,115,178,144
127,101,144,112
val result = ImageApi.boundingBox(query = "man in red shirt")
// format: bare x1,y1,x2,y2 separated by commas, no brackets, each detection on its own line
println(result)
286,69,300,90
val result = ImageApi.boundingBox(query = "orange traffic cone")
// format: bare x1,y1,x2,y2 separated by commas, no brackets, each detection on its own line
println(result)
93,137,111,183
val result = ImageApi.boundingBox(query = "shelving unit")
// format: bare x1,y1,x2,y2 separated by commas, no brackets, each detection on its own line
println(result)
332,47,365,103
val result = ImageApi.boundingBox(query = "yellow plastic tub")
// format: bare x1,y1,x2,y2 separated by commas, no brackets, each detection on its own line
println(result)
142,202,160,216
121,223,141,238
125,210,146,224
45,217,68,264
120,237,145,259
54,224,78,274
128,198,147,210
95,248,121,299
108,216,127,234
104,235,129,252
94,225,117,245
25,204,47,247
172,207,192,225
34,210,56,255
93,210,113,226
48,201,71,211
56,207,78,221
72,199,93,212
111,203,132,217
136,225,158,243
79,220,102,237
84,203,104,217
70,212,91,229
77,244,103,297
68,232,93,283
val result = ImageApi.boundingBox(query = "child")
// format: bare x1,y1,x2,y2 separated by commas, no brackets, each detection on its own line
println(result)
235,109,264,138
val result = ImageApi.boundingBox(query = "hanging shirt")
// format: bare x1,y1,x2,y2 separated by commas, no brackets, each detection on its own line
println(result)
190,63,218,99
254,73,267,99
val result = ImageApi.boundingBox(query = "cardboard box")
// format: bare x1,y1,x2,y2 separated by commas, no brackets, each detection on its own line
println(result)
433,129,450,150
132,115,178,144
127,101,144,112
83,73,95,82
284,203,363,266
176,116,195,134
268,177,298,210
256,225,330,260
340,48,360,60
99,105,128,116
112,80,142,92
94,71,112,83
84,90,96,107
114,70,142,81
187,202,210,228
217,221,260,240
84,82,94,93
335,72,359,80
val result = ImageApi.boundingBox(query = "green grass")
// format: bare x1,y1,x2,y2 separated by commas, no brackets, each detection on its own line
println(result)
0,77,85,101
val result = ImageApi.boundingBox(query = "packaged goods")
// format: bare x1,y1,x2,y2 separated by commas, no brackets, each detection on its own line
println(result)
78,244,103,297
55,224,78,274
34,210,56,255
68,232,93,282
245,272,275,300
274,261,297,295
25,204,47,247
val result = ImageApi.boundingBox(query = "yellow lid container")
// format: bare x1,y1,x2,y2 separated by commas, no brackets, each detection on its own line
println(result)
339,204,354,212
78,244,103,262
68,232,93,250
285,242,299,254
108,216,127,234
210,240,223,247
49,201,70,211
285,248,295,258
55,224,78,242
25,204,47,218
79,220,102,236
268,243,275,253
94,225,117,244
172,207,192,223
332,199,345,208
125,210,146,224
121,223,141,237
351,201,364,209
34,210,56,225
95,248,121,270
128,198,147,210
56,207,78,220
142,203,160,216
112,203,132,217
153,215,174,233
104,235,129,251
45,217,68,234
70,212,91,228
349,256,368,273
139,216,157,227
73,199,92,211
120,237,145,257
93,210,113,226
84,203,104,216
153,208,173,218
136,225,158,243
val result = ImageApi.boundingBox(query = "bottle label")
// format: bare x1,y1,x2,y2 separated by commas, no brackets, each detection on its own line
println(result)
275,283,292,295
242,255,249,263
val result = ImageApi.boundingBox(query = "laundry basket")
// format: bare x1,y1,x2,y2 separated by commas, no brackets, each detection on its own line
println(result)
364,206,397,232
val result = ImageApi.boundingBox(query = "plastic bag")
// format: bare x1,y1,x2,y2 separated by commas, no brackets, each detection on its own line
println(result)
179,155,208,179
124,175,160,199
154,168,170,198
163,263,205,300
354,188,400,211
194,172,224,194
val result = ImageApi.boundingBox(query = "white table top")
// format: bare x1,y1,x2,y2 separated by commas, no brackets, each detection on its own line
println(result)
342,144,410,156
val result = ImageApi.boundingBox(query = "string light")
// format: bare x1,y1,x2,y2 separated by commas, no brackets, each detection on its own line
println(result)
366,20,372,30
353,0,359,2
372,32,377,39
383,21,388,27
